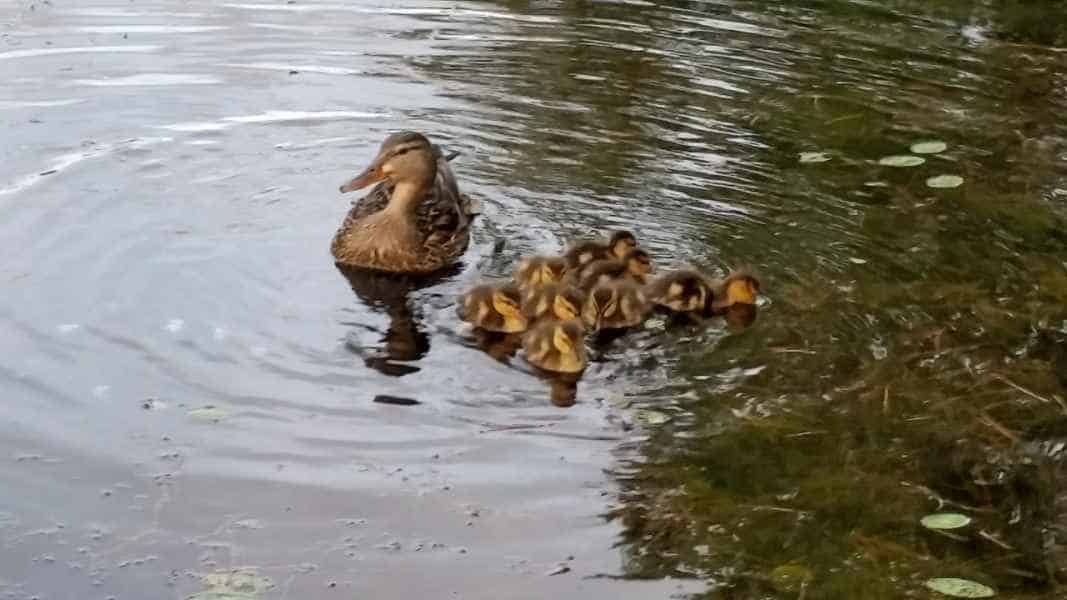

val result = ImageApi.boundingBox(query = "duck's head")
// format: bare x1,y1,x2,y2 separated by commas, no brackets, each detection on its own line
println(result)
340,131,437,193
552,286,585,321
722,270,761,305
552,319,585,356
609,230,638,258
666,275,709,311
582,285,617,328
492,285,527,331
624,249,653,281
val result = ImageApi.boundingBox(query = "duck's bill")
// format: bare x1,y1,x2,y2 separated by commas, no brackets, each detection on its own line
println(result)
339,166,383,193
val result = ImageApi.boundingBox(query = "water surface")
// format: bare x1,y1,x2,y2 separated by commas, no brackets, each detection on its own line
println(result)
1,1,1066,598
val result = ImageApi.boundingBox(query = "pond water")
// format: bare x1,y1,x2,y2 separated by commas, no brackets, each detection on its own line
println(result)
1,1,1066,598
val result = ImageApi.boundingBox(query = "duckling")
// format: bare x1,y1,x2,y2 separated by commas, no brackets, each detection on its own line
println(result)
562,230,638,270
707,269,761,315
570,248,653,292
522,318,587,374
512,255,567,291
471,329,523,361
582,279,650,331
458,283,528,333
521,282,584,323
645,269,714,314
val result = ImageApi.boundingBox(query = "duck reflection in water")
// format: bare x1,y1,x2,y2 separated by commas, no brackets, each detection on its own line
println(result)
336,264,458,377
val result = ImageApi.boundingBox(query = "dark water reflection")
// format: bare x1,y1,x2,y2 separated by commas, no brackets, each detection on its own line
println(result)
425,0,1067,597
1,0,1066,598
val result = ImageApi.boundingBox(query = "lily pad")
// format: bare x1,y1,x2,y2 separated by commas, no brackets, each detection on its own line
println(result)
878,155,926,167
188,405,229,422
633,409,670,426
799,152,831,164
770,564,813,593
910,140,948,154
921,513,972,530
925,578,995,598
190,569,273,600
926,175,964,189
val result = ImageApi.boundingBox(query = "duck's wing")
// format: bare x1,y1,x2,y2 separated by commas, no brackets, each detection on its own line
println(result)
415,153,478,243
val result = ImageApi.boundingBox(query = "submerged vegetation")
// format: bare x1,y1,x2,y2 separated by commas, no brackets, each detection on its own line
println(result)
473,0,1067,598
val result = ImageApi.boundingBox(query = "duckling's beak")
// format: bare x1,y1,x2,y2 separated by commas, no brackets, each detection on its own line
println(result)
339,162,384,193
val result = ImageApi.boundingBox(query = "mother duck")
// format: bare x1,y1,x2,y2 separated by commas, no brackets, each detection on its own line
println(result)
331,132,477,273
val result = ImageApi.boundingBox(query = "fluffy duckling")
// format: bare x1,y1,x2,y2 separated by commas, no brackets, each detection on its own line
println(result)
570,248,653,292
458,283,528,333
512,255,567,291
563,230,638,270
707,269,761,315
646,269,714,314
471,329,523,361
521,282,584,323
582,279,650,331
522,318,587,374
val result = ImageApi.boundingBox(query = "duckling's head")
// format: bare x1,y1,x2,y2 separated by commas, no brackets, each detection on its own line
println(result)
609,230,638,258
582,285,617,328
624,249,653,281
340,131,437,193
492,285,527,330
667,275,708,311
552,286,585,321
519,256,566,288
722,270,761,305
552,319,586,355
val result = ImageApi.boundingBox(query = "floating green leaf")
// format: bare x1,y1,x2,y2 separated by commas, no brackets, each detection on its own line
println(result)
878,155,925,167
770,564,813,593
799,152,831,164
921,513,972,530
634,409,670,425
925,578,995,598
190,569,273,600
188,405,229,422
926,175,964,189
910,140,948,154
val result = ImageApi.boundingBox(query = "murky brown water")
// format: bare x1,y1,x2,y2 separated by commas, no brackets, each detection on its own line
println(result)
2,1,1066,598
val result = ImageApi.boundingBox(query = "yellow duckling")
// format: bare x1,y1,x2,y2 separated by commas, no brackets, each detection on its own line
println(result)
470,329,523,361
707,269,761,315
570,248,653,292
521,282,584,323
522,318,587,374
646,269,714,314
582,279,650,331
512,255,567,291
458,283,528,333
563,230,638,270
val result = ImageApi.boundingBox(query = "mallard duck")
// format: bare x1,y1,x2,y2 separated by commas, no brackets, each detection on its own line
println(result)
569,248,653,291
513,255,567,291
521,282,584,323
331,131,478,273
582,279,650,331
458,283,528,333
707,270,761,315
522,318,587,374
646,269,714,314
563,230,637,270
